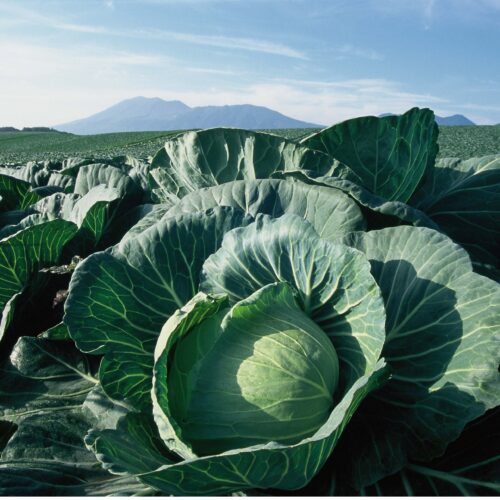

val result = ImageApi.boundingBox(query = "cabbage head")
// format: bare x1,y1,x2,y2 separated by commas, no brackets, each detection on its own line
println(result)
64,200,498,495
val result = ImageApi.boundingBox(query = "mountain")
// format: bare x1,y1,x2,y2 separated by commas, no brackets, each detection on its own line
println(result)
55,96,321,134
379,112,475,126
162,104,321,130
56,97,190,135
435,114,475,126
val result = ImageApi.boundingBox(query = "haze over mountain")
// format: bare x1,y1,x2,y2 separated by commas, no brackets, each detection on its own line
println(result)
380,113,475,126
56,97,321,134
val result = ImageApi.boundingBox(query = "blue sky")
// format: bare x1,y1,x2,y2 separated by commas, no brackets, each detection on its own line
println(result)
1,0,499,127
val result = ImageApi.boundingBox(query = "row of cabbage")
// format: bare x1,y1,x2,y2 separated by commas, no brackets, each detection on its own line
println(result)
0,107,498,496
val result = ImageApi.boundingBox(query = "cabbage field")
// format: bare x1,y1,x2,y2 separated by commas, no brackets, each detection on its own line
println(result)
1,121,500,165
0,108,498,496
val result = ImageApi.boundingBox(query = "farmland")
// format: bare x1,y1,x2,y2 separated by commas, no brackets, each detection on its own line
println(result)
1,124,499,164
0,110,498,496
0,130,180,164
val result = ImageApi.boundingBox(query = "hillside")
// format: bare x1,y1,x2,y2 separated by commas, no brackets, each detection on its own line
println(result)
436,114,475,126
379,112,475,126
56,97,321,134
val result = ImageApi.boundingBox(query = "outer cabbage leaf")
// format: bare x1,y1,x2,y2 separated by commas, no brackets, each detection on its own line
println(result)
120,203,173,243
0,174,40,211
0,163,47,185
360,408,500,496
0,162,74,191
0,208,36,233
0,336,97,424
149,128,344,202
60,158,115,176
106,155,153,189
64,207,253,410
301,107,439,202
338,226,500,488
410,155,500,268
277,171,437,230
0,213,48,240
0,186,123,258
37,322,70,340
166,179,365,241
73,163,142,204
85,411,177,475
0,337,153,496
0,220,78,343
36,187,121,244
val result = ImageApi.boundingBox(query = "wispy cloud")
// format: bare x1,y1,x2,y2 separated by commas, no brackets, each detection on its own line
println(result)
336,44,384,61
1,0,498,126
155,78,448,125
136,29,307,59
135,0,240,3
0,40,167,76
0,3,102,32
186,66,240,76
423,0,436,18
423,0,436,29
371,0,500,26
54,23,110,34
0,2,306,59
460,103,500,112
0,38,174,126
369,0,437,29
0,36,451,127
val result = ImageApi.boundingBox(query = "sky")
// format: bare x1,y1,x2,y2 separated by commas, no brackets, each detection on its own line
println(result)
0,0,499,127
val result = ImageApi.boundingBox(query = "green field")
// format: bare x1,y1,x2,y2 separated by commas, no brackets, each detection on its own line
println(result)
0,130,181,164
434,125,500,158
1,125,499,164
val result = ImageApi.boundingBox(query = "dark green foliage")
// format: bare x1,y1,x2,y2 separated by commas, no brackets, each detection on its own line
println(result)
0,109,498,496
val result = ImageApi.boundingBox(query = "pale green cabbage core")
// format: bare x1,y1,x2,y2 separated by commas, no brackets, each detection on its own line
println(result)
167,284,339,456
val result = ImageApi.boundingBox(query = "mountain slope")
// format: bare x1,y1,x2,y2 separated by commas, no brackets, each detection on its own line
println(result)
56,97,321,134
435,114,475,126
168,104,319,129
56,97,190,134
379,112,475,126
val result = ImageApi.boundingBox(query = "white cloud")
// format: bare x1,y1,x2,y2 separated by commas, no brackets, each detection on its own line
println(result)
149,79,448,125
185,67,240,76
0,38,492,126
0,2,306,59
53,23,111,34
0,35,456,127
137,30,307,59
0,39,174,126
424,0,436,19
134,0,240,3
423,0,436,29
0,37,453,128
371,0,500,24
0,3,104,33
336,44,384,61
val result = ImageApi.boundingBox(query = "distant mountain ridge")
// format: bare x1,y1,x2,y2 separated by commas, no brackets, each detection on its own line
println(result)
435,114,475,126
379,112,475,126
56,97,322,134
